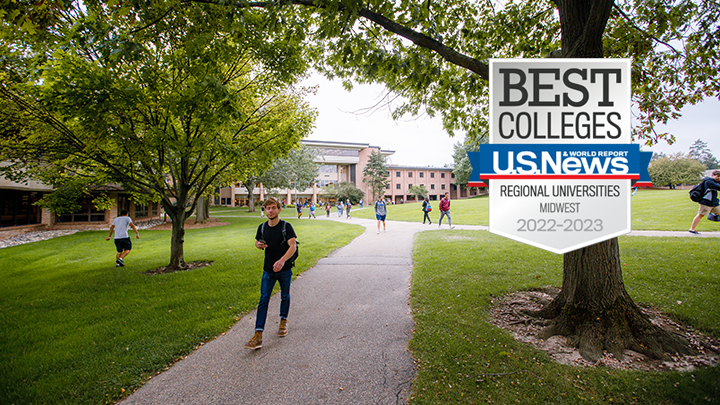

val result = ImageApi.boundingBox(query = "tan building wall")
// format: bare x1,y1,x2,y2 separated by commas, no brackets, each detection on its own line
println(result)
216,139,483,207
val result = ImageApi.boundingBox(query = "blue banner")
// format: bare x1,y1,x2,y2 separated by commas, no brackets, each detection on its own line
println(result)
467,144,652,187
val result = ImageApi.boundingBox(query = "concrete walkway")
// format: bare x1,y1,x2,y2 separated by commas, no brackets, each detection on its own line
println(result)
120,216,453,405
120,213,718,405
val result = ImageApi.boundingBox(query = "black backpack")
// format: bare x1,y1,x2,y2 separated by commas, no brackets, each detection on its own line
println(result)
689,181,705,203
261,220,299,266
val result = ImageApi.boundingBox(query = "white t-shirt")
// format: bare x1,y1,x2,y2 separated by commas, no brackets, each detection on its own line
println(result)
112,216,134,239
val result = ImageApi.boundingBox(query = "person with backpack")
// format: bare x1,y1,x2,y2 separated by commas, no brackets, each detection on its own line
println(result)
374,195,387,234
689,170,720,235
422,196,432,225
438,192,455,229
245,197,298,350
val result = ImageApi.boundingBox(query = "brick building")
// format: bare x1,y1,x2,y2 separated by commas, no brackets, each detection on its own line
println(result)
218,139,482,206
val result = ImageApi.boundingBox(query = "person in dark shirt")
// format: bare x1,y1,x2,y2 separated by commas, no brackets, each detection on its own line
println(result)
689,170,720,235
245,197,298,350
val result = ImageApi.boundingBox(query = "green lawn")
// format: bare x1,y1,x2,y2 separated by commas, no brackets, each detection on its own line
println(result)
0,218,364,404
352,189,720,232
410,231,720,404
2,192,718,405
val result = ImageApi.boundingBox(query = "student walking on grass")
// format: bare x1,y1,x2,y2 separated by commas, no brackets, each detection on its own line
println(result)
106,210,139,267
308,202,316,219
245,197,298,350
689,170,720,235
375,195,387,234
438,192,455,229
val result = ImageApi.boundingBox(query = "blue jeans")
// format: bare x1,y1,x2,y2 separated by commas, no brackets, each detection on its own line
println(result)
255,269,292,331
439,210,452,226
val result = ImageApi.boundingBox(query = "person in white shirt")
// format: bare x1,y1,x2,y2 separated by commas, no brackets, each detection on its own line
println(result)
106,210,140,267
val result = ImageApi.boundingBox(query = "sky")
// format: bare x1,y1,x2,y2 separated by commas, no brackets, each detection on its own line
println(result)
302,74,720,167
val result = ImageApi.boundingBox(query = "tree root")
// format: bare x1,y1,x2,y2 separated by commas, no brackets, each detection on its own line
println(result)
531,295,698,362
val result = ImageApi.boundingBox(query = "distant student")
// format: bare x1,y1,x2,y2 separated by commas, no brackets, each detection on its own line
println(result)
422,196,432,225
106,210,140,267
374,195,387,234
438,192,455,229
689,170,720,235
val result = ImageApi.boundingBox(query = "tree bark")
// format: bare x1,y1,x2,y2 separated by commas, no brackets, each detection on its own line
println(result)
527,0,697,362
162,200,187,271
195,196,209,223
244,182,256,212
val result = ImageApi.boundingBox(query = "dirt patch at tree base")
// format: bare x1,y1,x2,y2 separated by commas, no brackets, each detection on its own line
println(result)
490,288,720,372
145,261,213,275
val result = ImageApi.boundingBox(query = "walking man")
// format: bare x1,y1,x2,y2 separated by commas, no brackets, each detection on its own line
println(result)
245,197,298,350
106,210,140,267
438,192,455,229
375,195,387,234
689,170,720,234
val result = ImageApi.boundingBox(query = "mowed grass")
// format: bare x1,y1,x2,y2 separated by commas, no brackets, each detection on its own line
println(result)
409,231,720,404
352,196,490,225
352,189,720,232
0,217,364,404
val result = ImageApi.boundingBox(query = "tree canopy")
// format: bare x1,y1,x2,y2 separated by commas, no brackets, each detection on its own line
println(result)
688,139,720,169
261,145,320,203
0,1,316,270
362,149,390,200
648,152,707,187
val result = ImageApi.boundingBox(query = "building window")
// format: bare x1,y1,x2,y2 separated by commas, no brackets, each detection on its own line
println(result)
0,190,43,228
441,173,446,178
396,184,401,189
396,171,401,177
441,184,446,190
58,197,105,223
451,173,455,179
385,184,390,189
135,204,149,218
419,172,424,178
431,184,435,190
431,173,435,178
408,172,413,178
152,203,159,216
319,148,359,157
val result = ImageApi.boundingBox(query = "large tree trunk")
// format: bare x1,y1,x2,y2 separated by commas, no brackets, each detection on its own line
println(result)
527,0,697,362
162,200,188,271
195,196,209,223
531,238,695,361
244,182,256,212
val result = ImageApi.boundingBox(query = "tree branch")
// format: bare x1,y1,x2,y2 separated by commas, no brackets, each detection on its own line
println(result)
185,0,490,79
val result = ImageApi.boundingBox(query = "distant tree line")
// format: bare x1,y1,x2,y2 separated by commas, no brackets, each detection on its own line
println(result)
648,139,718,187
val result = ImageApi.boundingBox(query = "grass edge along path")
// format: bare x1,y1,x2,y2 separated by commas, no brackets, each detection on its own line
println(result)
409,230,720,404
0,217,364,405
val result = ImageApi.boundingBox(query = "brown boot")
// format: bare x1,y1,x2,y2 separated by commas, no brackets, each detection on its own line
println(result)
278,319,288,337
244,331,263,350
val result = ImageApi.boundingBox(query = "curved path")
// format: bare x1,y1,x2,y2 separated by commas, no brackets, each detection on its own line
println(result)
120,216,446,405
120,214,718,405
